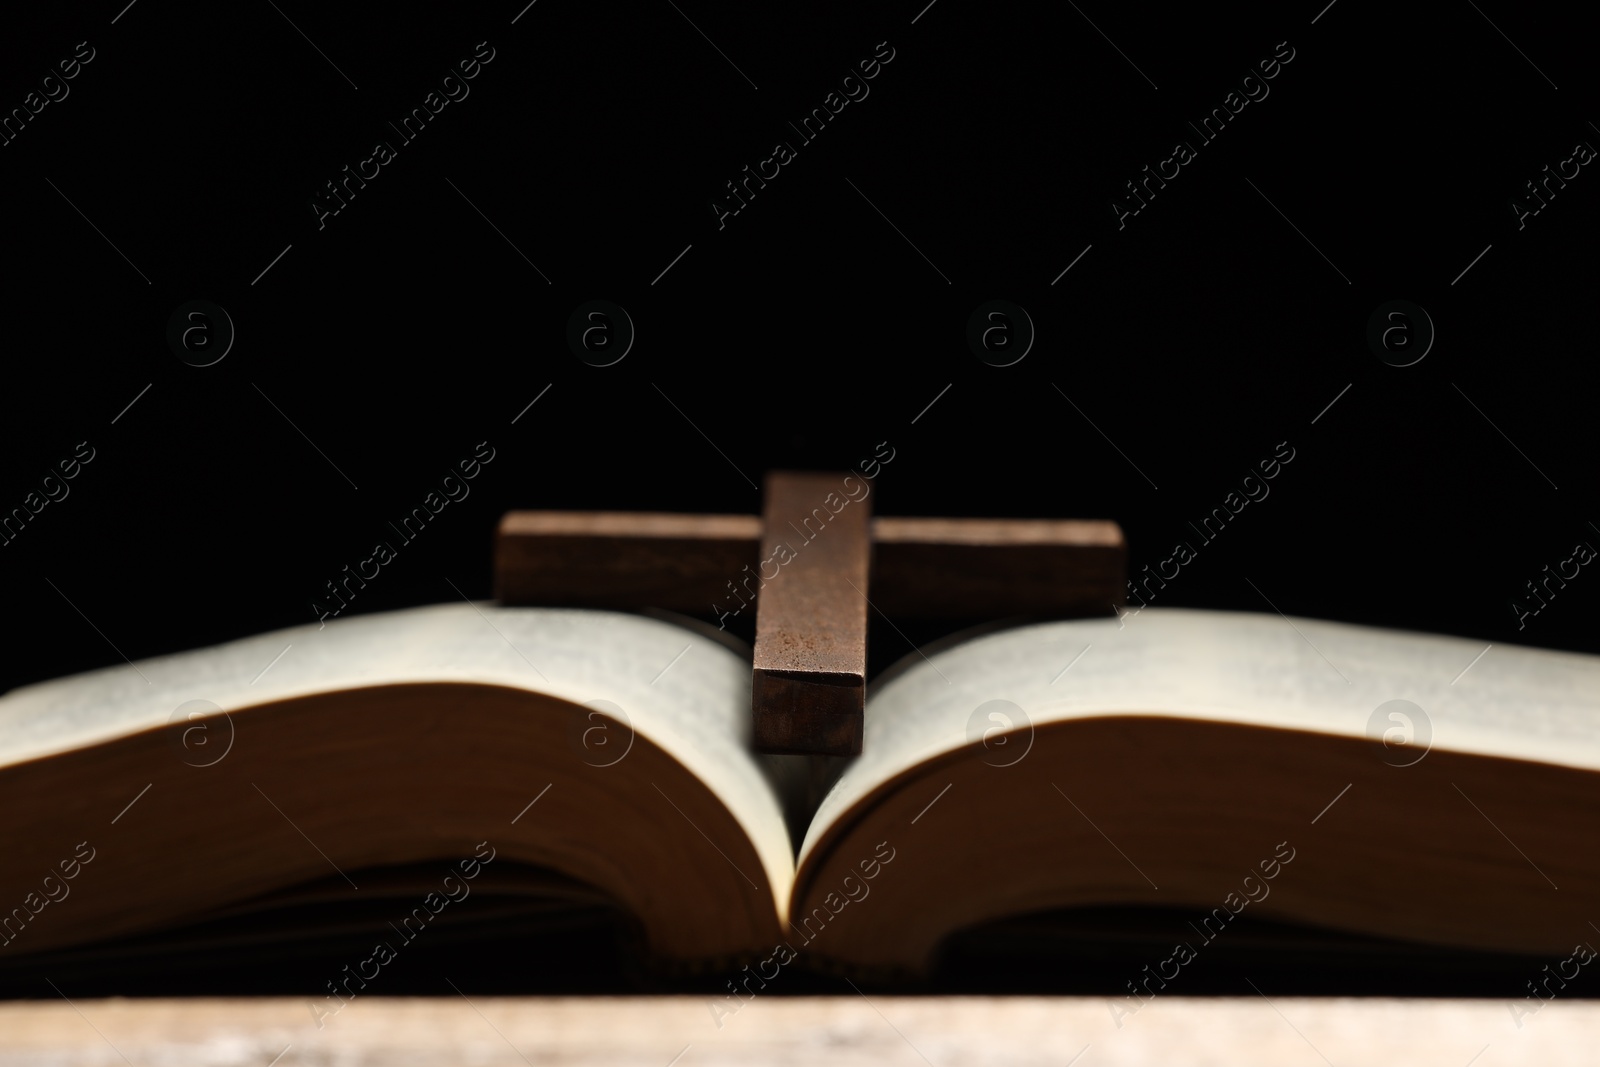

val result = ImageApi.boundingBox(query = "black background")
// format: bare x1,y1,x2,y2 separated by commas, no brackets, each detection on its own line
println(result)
0,0,1596,997
2,1,1596,693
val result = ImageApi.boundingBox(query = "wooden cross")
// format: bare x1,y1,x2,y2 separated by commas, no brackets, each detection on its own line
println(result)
494,472,1126,756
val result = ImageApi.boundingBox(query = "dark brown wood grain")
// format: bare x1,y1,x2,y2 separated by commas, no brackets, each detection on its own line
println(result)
749,472,872,755
869,517,1125,619
495,513,1126,619
494,511,762,612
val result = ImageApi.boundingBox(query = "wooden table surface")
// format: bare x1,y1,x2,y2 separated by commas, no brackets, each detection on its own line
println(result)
0,996,1585,1065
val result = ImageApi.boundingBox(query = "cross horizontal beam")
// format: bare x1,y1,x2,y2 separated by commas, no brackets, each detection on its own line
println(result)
495,514,1126,619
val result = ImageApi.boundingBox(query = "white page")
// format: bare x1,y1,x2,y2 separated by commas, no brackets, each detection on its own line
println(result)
0,603,794,900
803,608,1600,866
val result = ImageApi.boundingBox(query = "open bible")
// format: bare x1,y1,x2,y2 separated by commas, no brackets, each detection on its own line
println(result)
2,603,1599,993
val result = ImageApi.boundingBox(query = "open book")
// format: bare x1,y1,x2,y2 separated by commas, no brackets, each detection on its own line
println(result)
2,603,1598,988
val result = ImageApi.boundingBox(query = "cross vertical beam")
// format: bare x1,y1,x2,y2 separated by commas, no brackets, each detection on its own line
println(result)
751,472,872,755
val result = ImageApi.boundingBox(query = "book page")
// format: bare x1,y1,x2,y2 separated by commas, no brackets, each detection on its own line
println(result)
802,607,1600,866
0,603,795,903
